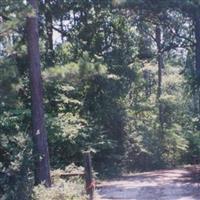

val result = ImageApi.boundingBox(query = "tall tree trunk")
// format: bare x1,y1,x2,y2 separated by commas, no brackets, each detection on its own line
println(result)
26,0,51,187
45,0,53,66
155,25,164,132
194,10,200,115
186,50,198,114
60,16,64,43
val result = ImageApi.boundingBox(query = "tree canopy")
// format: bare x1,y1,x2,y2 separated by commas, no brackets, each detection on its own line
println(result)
1,0,200,199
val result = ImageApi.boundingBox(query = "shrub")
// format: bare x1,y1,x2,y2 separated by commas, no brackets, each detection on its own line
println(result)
32,177,87,200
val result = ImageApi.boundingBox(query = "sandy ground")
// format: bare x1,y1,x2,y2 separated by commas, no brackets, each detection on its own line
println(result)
96,166,200,200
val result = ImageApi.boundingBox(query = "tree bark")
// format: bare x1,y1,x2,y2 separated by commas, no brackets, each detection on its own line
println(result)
26,0,51,187
194,11,200,76
60,16,64,43
45,0,53,66
155,25,164,132
194,10,200,114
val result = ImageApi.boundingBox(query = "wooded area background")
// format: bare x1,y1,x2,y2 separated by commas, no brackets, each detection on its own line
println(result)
1,0,200,199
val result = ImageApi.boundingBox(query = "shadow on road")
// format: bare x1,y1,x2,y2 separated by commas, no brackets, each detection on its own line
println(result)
97,165,200,200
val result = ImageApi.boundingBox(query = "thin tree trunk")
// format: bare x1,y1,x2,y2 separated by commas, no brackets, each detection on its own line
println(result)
155,25,164,131
45,0,53,66
60,16,64,43
194,11,200,115
26,0,51,187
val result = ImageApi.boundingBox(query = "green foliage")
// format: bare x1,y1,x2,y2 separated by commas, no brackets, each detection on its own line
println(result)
33,164,86,200
1,0,200,198
32,177,86,200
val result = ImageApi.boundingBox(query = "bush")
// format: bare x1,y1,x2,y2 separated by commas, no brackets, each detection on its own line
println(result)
32,177,87,200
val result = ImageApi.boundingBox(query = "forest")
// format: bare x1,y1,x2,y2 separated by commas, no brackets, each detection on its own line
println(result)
1,0,200,199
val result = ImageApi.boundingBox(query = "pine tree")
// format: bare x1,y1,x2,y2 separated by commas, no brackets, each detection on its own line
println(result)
26,0,51,186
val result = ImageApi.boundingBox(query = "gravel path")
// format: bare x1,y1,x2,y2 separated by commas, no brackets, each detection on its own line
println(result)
96,166,200,200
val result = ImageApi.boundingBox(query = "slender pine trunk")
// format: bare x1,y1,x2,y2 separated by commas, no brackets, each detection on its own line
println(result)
26,0,51,187
155,25,164,132
194,11,200,117
45,0,53,66
60,16,64,43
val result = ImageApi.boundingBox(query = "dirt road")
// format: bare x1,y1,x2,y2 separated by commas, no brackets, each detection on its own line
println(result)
96,166,200,200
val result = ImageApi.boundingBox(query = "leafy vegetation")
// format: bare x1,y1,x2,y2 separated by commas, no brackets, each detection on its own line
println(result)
1,0,200,199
